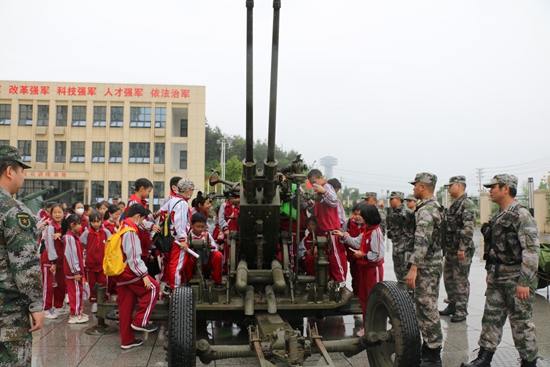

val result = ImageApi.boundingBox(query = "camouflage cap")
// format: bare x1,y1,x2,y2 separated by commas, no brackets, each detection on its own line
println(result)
483,174,518,189
409,172,437,185
0,145,31,169
404,194,417,202
448,175,466,185
362,192,377,200
388,191,405,200
177,178,196,192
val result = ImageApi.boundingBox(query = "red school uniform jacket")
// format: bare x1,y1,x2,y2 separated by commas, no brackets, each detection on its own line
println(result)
64,231,84,277
80,226,111,272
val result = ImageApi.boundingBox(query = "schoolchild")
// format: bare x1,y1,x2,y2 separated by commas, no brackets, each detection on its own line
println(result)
63,214,89,324
103,204,122,235
298,216,320,276
83,204,93,218
114,203,159,349
163,179,195,291
41,203,69,319
126,178,161,263
95,201,110,218
340,202,366,295
306,169,348,287
218,196,240,274
70,201,88,235
80,211,111,313
334,204,385,336
326,178,347,227
155,176,182,284
188,213,223,285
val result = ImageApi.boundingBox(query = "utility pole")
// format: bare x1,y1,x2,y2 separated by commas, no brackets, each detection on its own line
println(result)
476,168,484,195
217,138,228,192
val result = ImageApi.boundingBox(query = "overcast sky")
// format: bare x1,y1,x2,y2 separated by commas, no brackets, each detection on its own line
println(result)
2,0,549,196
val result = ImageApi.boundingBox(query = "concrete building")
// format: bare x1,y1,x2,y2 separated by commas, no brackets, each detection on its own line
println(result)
0,80,205,211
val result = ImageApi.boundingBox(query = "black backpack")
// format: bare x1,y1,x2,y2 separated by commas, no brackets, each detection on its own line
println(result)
153,199,184,253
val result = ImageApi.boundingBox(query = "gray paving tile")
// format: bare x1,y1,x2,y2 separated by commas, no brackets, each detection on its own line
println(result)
78,345,153,367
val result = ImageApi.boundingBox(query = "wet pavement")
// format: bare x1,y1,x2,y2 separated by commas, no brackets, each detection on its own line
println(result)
31,229,550,366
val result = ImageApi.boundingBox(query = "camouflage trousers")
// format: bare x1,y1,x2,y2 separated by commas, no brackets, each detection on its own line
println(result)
414,265,443,348
478,274,538,361
392,250,407,285
443,251,471,317
0,338,32,367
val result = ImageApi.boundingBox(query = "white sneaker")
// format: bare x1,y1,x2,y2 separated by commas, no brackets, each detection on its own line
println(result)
54,305,70,315
91,303,98,313
64,294,69,304
68,315,89,324
44,309,58,319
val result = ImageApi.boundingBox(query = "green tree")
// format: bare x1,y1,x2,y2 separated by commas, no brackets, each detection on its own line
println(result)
225,155,243,183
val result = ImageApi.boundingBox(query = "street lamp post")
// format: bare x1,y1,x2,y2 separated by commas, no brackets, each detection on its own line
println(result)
217,138,228,192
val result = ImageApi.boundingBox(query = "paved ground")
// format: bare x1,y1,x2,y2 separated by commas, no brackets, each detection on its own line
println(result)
31,229,550,366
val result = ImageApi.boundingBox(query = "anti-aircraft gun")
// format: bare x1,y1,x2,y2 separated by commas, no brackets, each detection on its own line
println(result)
92,2,421,366
20,187,76,214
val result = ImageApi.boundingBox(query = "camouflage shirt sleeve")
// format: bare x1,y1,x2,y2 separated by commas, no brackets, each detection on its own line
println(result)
458,198,477,252
408,199,441,267
516,207,540,287
3,205,43,312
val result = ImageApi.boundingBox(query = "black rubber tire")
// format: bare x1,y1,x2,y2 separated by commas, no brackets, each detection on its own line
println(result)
365,281,421,367
168,286,196,367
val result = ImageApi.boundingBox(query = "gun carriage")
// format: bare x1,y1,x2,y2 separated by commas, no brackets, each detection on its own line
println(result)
92,2,421,366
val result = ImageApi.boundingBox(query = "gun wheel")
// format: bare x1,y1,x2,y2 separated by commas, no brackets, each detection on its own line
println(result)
365,281,421,367
168,286,196,367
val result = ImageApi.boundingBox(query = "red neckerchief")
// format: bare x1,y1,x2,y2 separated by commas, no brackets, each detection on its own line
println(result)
129,193,148,208
88,225,103,242
122,218,139,232
51,220,62,231
360,224,380,253
193,207,210,219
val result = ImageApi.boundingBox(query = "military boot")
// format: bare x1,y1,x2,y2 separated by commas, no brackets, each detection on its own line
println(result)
521,358,537,367
438,302,456,316
421,346,442,367
460,347,494,367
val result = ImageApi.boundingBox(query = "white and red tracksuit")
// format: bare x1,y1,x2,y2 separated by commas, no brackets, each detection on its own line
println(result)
342,225,385,315
63,231,85,316
113,219,159,346
218,200,240,274
341,218,365,295
188,230,223,284
127,194,155,263
103,219,118,235
308,183,348,283
158,193,193,289
298,231,319,276
41,221,66,310
80,226,111,303
156,192,183,282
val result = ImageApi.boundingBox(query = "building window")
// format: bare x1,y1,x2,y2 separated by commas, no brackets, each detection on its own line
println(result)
72,106,86,127
18,141,31,162
0,140,9,146
70,141,85,163
18,105,33,126
179,150,187,170
92,142,105,163
109,142,122,163
108,181,121,200
180,119,188,137
55,141,66,162
56,106,68,126
93,106,107,127
128,181,135,197
37,105,49,126
0,104,11,125
91,181,105,204
155,107,166,128
154,143,165,164
110,106,123,127
129,142,150,163
36,141,48,162
153,181,165,211
130,107,151,128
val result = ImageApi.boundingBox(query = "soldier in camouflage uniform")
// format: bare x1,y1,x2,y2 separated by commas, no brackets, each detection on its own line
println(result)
405,172,443,367
386,191,415,286
404,194,418,212
0,145,44,367
363,192,387,233
439,176,477,323
462,174,539,367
